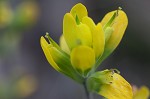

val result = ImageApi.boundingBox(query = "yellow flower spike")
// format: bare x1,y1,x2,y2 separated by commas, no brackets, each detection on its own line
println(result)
59,35,70,55
40,4,134,98
100,9,128,63
70,3,87,22
87,70,133,99
71,45,95,76
82,17,105,59
40,36,61,72
63,13,92,50
133,86,150,99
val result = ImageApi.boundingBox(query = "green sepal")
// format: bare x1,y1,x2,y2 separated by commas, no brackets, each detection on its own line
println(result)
103,7,122,31
87,69,114,92
103,11,117,31
45,32,60,49
49,46,84,83
76,68,91,78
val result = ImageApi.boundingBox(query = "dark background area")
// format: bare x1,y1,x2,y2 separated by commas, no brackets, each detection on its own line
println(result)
0,0,150,99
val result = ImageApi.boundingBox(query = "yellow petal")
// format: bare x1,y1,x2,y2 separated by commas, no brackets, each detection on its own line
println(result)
70,45,95,74
63,13,92,50
93,23,105,58
70,3,87,22
104,27,114,43
99,73,133,99
82,17,105,58
101,10,128,60
133,86,150,99
82,16,95,29
40,36,60,71
59,35,70,54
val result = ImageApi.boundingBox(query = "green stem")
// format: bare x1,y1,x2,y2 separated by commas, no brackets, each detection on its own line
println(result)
83,81,90,99
83,79,94,99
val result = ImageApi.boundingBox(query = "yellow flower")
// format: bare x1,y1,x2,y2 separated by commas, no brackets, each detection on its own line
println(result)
62,3,105,75
63,4,105,57
62,4,128,70
41,3,105,77
40,3,133,98
96,7,128,68
87,69,133,99
133,86,150,99
0,1,13,28
40,35,84,83
40,3,128,80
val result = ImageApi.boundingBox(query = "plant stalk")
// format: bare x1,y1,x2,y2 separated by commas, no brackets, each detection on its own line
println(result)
83,80,93,99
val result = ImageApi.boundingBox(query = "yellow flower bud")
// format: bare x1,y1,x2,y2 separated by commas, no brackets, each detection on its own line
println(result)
63,13,92,50
40,36,61,72
100,8,128,62
87,70,133,99
99,73,133,99
40,35,84,83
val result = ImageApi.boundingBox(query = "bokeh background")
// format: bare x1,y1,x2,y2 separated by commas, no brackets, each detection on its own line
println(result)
0,0,150,99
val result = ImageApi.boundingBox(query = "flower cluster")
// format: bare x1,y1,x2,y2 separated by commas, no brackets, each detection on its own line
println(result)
40,3,133,99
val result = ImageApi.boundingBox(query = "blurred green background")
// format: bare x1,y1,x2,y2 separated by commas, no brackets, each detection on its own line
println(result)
0,0,150,99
